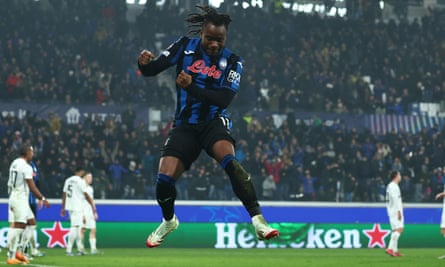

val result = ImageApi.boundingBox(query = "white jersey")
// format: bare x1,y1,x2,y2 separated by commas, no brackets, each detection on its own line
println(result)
8,158,33,200
386,181,403,216
83,185,94,214
63,175,87,211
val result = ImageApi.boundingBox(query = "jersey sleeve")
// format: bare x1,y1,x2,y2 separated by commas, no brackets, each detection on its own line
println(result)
138,36,188,76
23,164,33,180
220,55,243,93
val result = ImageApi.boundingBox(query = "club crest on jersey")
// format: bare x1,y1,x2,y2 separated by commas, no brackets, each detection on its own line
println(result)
187,60,222,79
219,58,227,70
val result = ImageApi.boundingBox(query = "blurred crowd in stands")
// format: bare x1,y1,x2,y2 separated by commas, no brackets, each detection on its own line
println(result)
1,109,445,203
1,0,445,202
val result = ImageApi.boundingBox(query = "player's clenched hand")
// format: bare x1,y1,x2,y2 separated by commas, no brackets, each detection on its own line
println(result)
138,49,155,65
176,70,192,88
436,193,443,200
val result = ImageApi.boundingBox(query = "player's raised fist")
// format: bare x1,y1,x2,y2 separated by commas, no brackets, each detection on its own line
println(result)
138,49,155,65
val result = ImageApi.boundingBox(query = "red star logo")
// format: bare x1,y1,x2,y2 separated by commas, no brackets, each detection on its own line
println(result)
41,221,70,248
362,223,390,248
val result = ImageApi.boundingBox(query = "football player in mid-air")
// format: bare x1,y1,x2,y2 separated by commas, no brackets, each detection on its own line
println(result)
385,171,404,257
138,5,279,248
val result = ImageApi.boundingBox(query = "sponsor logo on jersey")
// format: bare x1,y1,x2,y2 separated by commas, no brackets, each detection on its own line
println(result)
227,70,241,86
187,60,222,79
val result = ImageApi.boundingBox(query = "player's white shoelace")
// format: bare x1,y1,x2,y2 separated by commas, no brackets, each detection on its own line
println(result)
148,215,179,245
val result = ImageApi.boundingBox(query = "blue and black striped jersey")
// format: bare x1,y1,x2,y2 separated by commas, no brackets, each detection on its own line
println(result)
29,160,39,206
141,36,243,126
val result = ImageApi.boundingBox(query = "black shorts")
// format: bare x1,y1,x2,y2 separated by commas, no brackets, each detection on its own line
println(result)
161,117,236,170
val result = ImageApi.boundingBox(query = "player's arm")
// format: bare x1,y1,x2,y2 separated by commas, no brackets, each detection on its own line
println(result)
138,36,187,76
436,192,445,200
26,179,49,208
180,55,242,108
389,187,403,220
61,192,67,217
177,71,235,108
84,192,97,219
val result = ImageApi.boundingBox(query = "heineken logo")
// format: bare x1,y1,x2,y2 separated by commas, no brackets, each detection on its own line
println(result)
214,223,390,249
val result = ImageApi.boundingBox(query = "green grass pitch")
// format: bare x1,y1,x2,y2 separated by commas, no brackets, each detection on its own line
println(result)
6,248,445,267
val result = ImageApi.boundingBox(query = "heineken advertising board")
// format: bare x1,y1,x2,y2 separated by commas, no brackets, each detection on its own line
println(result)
0,222,443,249
0,201,443,248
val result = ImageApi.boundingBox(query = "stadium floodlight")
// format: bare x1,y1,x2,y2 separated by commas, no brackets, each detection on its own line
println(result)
304,3,313,13
209,0,224,8
282,2,291,9
126,0,135,4
327,6,337,16
379,1,384,9
139,0,147,5
338,7,346,17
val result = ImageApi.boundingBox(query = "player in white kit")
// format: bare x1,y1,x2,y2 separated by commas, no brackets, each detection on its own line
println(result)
435,182,445,259
81,172,99,254
61,167,97,256
385,171,403,257
6,145,50,265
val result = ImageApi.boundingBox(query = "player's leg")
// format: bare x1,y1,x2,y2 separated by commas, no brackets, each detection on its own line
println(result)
20,218,36,259
210,140,278,240
146,125,200,248
80,227,86,252
89,227,97,254
85,213,98,254
146,156,183,248
439,227,445,259
386,215,403,257
28,207,44,257
391,228,403,255
204,118,278,240
66,210,84,255
7,201,29,264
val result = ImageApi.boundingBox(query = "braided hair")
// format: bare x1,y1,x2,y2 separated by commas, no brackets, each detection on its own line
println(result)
186,5,232,35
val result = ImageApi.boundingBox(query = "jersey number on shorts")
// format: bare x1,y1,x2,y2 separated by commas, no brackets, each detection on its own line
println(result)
219,116,231,130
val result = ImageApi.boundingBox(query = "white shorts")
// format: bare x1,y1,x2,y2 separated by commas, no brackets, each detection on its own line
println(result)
441,210,445,228
68,210,83,227
389,215,404,230
83,211,96,229
9,198,34,224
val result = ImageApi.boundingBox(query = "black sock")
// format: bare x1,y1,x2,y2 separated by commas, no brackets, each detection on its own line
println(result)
223,156,261,217
156,173,177,220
